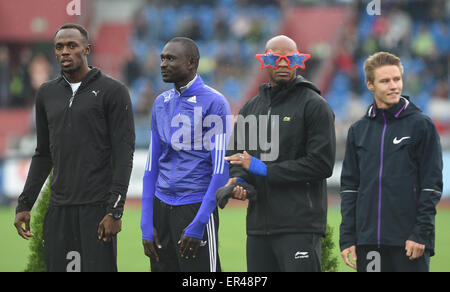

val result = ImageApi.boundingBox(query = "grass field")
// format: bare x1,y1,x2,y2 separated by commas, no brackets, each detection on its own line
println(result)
1,205,449,272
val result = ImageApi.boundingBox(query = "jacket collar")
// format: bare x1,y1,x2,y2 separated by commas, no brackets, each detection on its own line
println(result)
367,95,410,119
260,75,321,106
175,74,203,96
59,66,101,89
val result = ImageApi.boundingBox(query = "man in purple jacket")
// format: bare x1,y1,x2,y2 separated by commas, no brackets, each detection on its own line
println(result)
140,37,231,272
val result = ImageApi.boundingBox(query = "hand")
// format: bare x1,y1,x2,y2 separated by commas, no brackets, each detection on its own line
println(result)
178,230,201,260
405,240,425,260
224,151,251,171
14,211,34,240
341,245,357,270
225,177,238,187
225,177,247,201
98,214,122,242
143,228,162,262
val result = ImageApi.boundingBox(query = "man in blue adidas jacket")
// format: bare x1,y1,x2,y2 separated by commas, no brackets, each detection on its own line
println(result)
140,37,231,272
340,52,443,272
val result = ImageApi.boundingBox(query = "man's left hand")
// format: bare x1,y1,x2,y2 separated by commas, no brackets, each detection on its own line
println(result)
405,240,425,260
178,231,201,260
224,151,251,171
98,214,122,242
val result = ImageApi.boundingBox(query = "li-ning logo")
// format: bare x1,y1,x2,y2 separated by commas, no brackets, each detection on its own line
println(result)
294,251,309,260
393,136,410,144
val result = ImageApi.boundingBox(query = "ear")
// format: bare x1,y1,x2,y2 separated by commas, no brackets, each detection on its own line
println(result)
366,79,374,91
188,56,198,72
84,44,91,56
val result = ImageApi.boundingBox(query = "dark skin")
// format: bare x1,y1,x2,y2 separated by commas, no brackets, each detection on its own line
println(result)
224,35,298,200
142,41,201,261
14,28,121,243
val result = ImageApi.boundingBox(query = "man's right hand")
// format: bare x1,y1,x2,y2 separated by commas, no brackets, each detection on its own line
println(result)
225,177,247,201
142,228,162,262
341,245,357,270
14,211,34,240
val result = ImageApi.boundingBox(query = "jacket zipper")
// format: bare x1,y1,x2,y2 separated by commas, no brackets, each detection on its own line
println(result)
169,93,182,194
377,111,387,247
306,182,313,209
264,106,271,235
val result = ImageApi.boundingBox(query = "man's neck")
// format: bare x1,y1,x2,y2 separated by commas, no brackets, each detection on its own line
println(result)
175,73,197,94
63,65,91,83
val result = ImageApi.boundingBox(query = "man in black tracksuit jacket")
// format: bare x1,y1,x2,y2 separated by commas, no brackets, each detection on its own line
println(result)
340,52,443,272
14,24,135,272
225,36,336,272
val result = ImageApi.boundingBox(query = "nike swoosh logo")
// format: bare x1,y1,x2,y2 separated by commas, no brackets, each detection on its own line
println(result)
393,136,410,144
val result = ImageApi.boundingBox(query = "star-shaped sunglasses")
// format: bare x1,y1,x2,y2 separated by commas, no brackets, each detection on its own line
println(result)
255,49,311,70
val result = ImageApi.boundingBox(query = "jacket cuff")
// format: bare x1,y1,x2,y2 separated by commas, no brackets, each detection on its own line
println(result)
16,203,32,214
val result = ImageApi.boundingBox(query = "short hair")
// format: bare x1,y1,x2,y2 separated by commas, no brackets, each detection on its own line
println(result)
364,52,404,83
168,37,200,70
55,23,89,43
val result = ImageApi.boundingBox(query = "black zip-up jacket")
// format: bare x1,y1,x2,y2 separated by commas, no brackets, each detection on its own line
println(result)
340,96,443,255
16,67,135,214
227,75,336,236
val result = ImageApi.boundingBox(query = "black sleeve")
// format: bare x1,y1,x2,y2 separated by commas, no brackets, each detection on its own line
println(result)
339,125,359,251
226,105,253,183
16,88,53,213
266,96,336,184
105,84,135,214
408,117,443,247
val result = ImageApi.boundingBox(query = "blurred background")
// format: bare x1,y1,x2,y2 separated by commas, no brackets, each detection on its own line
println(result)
0,0,449,205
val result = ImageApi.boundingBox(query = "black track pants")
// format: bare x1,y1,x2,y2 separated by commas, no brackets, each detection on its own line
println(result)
43,205,117,272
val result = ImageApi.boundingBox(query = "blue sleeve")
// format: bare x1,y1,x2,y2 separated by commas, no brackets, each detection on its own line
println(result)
183,97,232,239
140,129,162,241
248,156,267,177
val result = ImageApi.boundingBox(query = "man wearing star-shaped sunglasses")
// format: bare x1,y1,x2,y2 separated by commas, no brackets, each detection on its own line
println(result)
256,49,310,70
224,35,336,272
255,42,310,87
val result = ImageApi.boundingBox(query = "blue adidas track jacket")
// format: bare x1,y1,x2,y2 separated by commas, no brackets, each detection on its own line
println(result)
141,75,232,241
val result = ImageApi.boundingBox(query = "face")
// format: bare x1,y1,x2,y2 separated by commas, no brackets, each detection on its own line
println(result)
54,28,90,74
160,42,194,85
266,41,297,86
367,65,403,109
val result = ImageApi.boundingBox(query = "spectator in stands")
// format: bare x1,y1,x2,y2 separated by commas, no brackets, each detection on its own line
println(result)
0,46,9,107
123,52,141,89
9,47,33,107
412,25,437,58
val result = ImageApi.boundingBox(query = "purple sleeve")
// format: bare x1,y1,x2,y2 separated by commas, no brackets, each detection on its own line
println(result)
140,129,162,241
183,133,229,239
183,97,232,239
